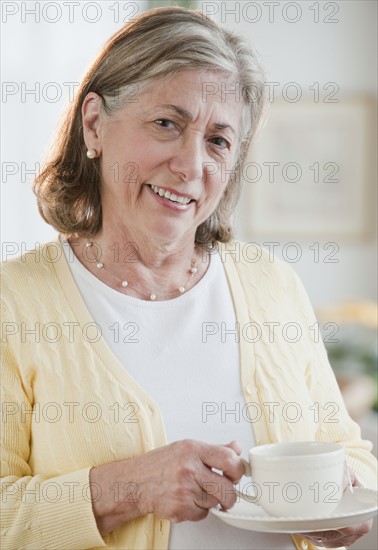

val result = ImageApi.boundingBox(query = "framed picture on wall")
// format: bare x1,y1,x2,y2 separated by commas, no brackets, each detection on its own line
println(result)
241,97,376,240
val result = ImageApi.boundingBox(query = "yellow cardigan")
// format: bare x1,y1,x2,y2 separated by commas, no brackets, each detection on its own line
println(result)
1,237,376,550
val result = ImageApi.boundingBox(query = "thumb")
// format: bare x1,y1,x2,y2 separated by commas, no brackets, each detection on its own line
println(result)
343,462,360,489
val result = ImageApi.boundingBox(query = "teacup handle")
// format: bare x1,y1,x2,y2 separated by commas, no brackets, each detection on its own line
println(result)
234,486,261,505
240,457,251,477
234,458,262,505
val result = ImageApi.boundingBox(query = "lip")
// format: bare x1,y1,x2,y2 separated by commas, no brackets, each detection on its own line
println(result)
146,184,196,211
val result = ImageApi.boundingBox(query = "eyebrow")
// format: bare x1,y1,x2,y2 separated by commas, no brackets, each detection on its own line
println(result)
156,104,236,136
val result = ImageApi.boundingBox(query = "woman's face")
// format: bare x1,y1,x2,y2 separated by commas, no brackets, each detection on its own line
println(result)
83,70,243,246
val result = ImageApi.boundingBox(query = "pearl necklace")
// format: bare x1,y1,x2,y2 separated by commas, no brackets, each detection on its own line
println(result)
84,242,199,301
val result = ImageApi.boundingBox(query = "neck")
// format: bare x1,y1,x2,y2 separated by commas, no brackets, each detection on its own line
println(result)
68,230,210,301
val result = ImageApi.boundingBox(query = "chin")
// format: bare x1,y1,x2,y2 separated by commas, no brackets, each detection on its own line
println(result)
148,222,193,242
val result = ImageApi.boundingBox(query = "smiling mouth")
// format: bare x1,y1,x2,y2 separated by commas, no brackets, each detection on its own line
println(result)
148,184,194,205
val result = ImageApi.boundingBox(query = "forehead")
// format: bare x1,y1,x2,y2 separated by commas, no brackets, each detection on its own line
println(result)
143,70,238,101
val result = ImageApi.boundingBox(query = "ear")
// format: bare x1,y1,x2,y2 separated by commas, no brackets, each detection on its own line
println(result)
82,92,103,155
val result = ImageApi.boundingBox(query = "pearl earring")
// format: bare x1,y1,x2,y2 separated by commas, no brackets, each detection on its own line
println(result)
86,148,97,159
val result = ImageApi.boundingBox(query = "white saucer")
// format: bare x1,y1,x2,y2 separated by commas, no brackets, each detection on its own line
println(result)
211,488,378,533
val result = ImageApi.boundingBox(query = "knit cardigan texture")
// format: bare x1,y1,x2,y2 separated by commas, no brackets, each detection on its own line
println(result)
1,237,376,550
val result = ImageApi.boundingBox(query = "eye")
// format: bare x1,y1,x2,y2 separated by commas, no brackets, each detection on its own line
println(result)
154,119,176,129
209,136,231,150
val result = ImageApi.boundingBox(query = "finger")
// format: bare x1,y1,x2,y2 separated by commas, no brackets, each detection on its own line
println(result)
194,489,219,511
199,443,245,483
333,521,373,538
300,531,344,549
196,468,237,511
302,535,328,547
300,521,373,548
343,462,359,490
224,440,242,456
170,503,209,523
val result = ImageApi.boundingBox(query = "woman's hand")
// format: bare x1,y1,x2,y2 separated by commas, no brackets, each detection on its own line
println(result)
90,439,244,535
299,520,373,548
300,469,373,548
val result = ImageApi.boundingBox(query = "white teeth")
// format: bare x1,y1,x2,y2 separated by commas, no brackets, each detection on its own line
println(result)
150,184,191,205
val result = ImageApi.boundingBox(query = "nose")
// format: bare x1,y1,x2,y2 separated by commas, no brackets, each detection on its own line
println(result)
168,134,205,183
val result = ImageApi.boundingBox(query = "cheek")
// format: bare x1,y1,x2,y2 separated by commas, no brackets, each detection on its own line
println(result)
120,162,141,188
198,179,227,217
110,141,166,183
101,141,124,182
207,172,229,201
101,146,140,188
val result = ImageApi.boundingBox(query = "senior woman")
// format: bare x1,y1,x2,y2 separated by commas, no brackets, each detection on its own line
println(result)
1,6,376,550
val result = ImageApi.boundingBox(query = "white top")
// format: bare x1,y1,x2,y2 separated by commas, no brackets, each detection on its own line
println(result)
62,238,295,549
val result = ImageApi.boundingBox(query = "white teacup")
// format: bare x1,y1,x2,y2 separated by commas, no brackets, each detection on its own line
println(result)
237,441,346,517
